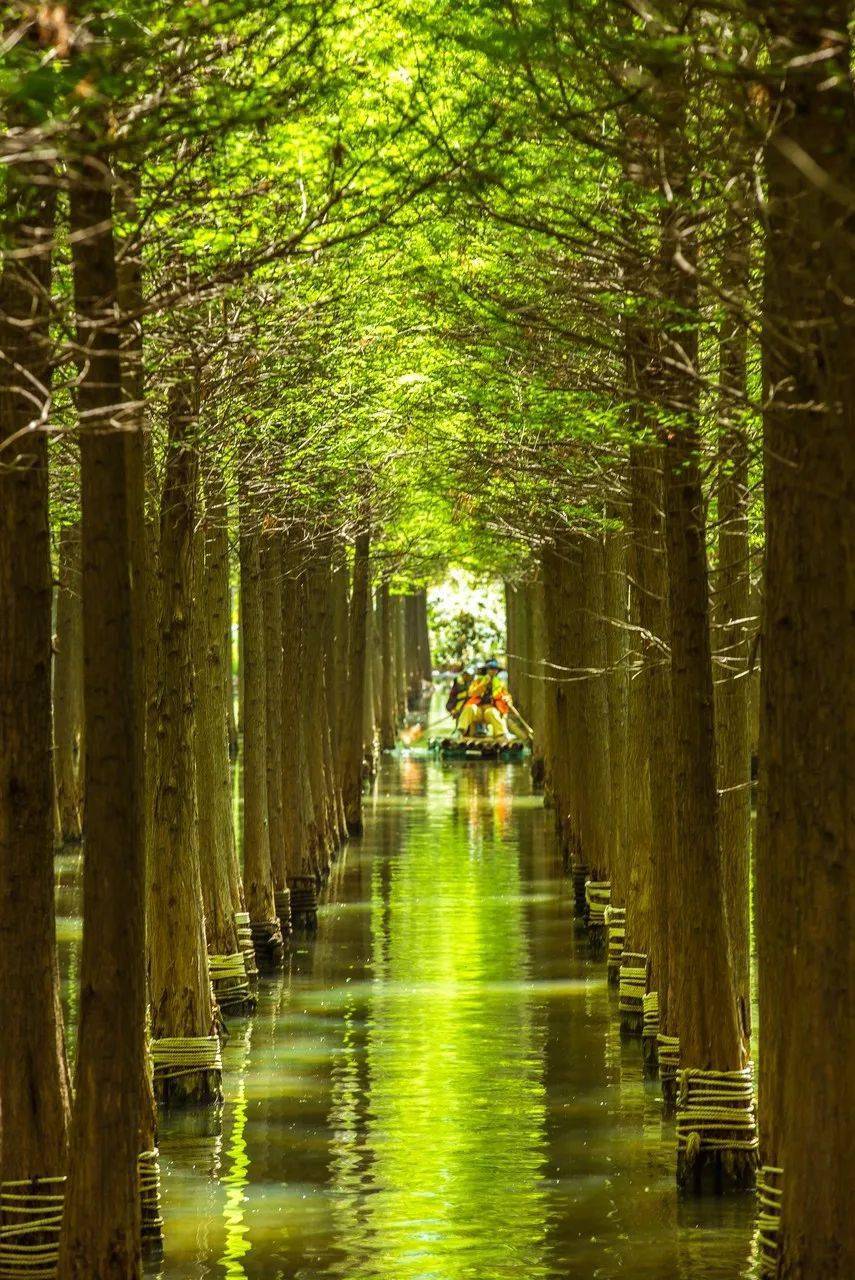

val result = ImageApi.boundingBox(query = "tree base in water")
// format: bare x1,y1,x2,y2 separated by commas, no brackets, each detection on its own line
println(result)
571,866,588,914
154,1068,223,1109
620,1011,643,1037
250,921,285,971
587,923,606,954
641,1034,659,1075
676,1146,758,1193
661,1071,679,1112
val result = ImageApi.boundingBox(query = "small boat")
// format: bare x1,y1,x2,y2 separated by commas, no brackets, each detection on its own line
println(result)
429,736,528,761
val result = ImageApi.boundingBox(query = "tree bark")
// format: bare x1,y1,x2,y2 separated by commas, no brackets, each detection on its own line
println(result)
342,530,370,834
147,381,219,1103
238,474,283,968
261,531,287,890
54,521,85,843
280,543,312,879
394,594,407,719
713,203,752,1041
628,444,675,1053
59,143,144,1277
378,579,397,749
656,80,745,1171
0,141,70,1184
194,471,241,958
756,7,854,1273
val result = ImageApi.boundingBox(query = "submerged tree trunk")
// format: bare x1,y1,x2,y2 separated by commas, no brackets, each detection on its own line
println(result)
342,530,370,834
59,143,144,1278
0,151,70,1183
147,381,219,1105
54,522,85,844
757,9,854,1274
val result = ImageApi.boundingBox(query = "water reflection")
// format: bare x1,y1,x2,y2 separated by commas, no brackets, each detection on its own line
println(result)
54,755,756,1280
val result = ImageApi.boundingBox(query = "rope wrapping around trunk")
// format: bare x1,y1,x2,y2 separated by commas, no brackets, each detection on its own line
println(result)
0,1176,64,1279
618,952,647,1016
289,875,319,928
642,989,660,1039
584,880,611,928
676,1066,758,1167
138,1150,163,1244
604,906,625,969
756,1165,783,1275
209,952,251,1009
150,1036,223,1082
234,911,259,982
1,1155,163,1278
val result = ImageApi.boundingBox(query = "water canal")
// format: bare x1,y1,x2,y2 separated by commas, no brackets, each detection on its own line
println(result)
55,756,759,1279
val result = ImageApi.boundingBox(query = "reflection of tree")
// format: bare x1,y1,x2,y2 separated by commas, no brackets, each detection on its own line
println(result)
358,764,549,1280
219,1022,253,1278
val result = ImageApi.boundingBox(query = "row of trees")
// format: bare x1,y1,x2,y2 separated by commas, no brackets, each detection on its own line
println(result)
0,1,851,1279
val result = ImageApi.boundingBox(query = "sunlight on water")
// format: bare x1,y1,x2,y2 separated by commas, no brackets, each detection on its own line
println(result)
56,756,758,1280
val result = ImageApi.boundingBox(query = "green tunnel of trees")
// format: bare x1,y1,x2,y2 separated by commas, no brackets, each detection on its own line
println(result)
0,2,851,1278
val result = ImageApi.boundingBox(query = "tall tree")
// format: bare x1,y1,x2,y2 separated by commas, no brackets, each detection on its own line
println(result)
756,4,854,1274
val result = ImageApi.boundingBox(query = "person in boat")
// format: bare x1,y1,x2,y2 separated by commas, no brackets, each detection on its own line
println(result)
446,665,473,724
458,658,514,739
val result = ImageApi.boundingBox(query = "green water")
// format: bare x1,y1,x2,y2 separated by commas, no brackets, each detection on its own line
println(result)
55,757,760,1279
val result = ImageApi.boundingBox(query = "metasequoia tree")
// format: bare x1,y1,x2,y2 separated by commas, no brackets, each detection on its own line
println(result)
59,124,145,1276
53,520,85,843
147,379,220,1103
342,528,371,833
238,460,284,968
193,465,244,961
755,3,854,1274
0,99,71,1186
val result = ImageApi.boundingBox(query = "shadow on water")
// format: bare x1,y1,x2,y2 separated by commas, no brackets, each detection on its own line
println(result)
56,756,758,1279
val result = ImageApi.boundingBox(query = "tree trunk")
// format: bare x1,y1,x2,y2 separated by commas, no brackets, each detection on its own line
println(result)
364,593,378,776
342,531,370,834
541,541,580,872
604,519,629,907
54,521,85,843
528,579,547,788
417,589,432,680
324,565,348,843
226,585,238,760
194,473,241,959
378,580,397,749
656,83,749,1183
0,149,70,1184
394,594,407,719
58,144,144,1277
280,543,311,880
147,381,220,1105
713,205,752,1041
261,531,287,893
757,8,854,1273
306,555,336,873
238,476,283,970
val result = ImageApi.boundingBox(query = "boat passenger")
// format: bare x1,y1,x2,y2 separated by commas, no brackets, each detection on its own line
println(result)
446,666,473,722
458,658,511,739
